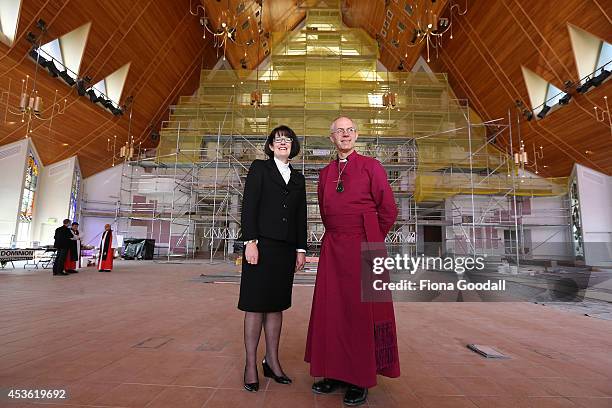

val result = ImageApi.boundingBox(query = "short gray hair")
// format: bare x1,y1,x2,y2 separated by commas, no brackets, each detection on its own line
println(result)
330,116,358,132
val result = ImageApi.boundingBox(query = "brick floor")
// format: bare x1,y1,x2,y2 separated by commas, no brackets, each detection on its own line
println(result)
1,260,611,407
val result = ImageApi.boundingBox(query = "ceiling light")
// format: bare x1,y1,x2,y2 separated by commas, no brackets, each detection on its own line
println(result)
591,69,610,87
110,105,123,116
101,98,115,110
43,60,61,77
576,80,593,94
76,77,90,96
26,32,37,44
29,48,46,64
87,89,100,103
558,93,571,105
36,19,47,32
59,70,76,86
537,105,551,120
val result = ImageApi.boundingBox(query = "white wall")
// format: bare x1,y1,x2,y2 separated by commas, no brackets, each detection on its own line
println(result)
81,164,122,247
31,157,78,245
574,164,612,267
444,193,571,260
0,139,28,246
523,196,572,258
445,195,506,257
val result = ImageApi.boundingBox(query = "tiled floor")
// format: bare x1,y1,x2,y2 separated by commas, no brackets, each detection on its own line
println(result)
1,260,611,407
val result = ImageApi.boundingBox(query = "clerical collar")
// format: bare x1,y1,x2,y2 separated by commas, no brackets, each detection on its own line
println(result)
337,150,357,163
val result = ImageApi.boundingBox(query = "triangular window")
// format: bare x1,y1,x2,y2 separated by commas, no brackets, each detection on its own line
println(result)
568,24,611,84
88,62,130,107
0,0,22,45
37,22,91,79
521,66,567,117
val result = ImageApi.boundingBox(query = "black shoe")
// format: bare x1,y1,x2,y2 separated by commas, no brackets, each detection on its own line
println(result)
262,359,291,384
65,270,78,274
53,272,69,276
312,378,346,394
343,385,368,406
243,366,259,392
98,270,110,272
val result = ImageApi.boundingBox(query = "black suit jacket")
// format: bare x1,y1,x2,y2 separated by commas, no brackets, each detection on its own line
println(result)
53,226,72,249
241,159,307,250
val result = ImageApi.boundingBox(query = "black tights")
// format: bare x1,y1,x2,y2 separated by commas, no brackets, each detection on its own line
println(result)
244,311,285,383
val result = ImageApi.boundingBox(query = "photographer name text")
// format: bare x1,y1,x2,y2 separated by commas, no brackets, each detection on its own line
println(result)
373,279,506,291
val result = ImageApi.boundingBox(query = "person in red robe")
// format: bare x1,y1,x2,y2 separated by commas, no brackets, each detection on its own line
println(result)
64,222,81,273
305,116,400,406
98,224,116,272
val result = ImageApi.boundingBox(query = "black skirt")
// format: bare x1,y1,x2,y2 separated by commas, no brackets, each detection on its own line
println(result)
238,237,297,312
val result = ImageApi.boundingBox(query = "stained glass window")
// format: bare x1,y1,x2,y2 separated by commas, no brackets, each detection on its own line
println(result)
569,177,584,260
16,151,39,246
68,167,81,222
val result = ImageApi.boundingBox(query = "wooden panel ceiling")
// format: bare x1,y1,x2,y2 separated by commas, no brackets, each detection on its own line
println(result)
201,0,313,71
2,0,609,178
342,0,449,70
428,0,612,177
344,0,612,177
0,0,218,177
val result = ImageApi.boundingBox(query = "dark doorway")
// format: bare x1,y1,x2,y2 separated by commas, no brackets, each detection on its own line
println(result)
423,225,443,256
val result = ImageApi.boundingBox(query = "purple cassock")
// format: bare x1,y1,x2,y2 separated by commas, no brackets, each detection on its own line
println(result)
305,150,400,388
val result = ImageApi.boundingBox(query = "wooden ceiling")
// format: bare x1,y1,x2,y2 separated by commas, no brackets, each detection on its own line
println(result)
201,0,313,71
426,0,612,177
1,0,610,178
343,0,612,177
342,0,450,71
0,0,218,177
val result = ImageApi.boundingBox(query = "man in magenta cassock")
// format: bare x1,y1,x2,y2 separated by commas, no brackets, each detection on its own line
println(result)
305,116,400,406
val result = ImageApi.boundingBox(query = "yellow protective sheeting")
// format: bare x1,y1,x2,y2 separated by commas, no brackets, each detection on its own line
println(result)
157,0,457,152
156,0,567,203
415,173,568,202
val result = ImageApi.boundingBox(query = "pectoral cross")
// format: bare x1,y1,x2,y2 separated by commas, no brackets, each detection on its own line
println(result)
335,178,344,193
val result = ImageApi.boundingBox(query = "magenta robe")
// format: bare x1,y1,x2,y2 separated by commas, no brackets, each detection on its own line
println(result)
305,150,400,388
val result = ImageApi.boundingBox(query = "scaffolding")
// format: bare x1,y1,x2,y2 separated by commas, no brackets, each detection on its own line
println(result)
112,0,569,264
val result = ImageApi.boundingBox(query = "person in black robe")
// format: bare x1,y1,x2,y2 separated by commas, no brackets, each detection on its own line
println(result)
64,222,81,273
52,219,73,276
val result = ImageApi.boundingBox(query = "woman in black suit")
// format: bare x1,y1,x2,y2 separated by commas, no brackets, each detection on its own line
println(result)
238,125,307,392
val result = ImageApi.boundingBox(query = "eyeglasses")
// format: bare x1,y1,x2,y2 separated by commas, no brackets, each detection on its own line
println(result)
331,127,356,136
273,137,293,144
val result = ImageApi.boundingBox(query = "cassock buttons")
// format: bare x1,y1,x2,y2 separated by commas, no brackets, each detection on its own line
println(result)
283,204,288,208
282,217,287,222
283,189,289,195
